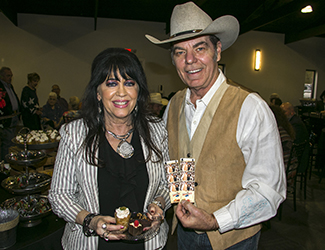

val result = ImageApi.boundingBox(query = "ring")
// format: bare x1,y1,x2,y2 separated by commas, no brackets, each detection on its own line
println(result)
102,232,109,241
102,223,107,229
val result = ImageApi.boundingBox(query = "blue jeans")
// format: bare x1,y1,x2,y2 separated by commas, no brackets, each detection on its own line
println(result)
177,224,261,250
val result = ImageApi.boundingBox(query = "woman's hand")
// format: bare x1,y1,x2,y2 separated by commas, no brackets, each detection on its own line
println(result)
89,215,126,241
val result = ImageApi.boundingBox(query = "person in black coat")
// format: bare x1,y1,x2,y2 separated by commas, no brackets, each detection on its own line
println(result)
0,67,20,162
21,72,42,130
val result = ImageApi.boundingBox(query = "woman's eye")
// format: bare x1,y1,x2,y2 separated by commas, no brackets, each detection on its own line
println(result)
106,80,118,87
125,80,136,86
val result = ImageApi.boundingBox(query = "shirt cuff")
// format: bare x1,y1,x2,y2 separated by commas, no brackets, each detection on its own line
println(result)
213,207,234,233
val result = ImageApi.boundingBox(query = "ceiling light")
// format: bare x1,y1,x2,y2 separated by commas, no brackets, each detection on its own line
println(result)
301,5,313,13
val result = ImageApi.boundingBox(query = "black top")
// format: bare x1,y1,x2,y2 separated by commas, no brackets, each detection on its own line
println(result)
21,86,41,130
98,129,148,250
289,114,309,144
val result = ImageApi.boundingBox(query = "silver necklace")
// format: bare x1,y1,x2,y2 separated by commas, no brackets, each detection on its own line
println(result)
106,128,134,159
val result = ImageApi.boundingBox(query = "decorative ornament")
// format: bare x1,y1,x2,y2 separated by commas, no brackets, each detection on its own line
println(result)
106,128,134,158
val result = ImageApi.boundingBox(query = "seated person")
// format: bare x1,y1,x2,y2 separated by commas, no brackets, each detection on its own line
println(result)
269,93,282,106
316,96,325,113
281,102,308,144
148,93,168,117
61,96,80,124
51,84,68,112
42,92,64,129
269,105,296,184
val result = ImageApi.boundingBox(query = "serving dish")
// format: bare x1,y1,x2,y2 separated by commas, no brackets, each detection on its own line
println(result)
111,211,162,241
1,173,51,195
1,194,52,227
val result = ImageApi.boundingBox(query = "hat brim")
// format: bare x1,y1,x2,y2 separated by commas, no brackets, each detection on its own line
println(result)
145,15,239,51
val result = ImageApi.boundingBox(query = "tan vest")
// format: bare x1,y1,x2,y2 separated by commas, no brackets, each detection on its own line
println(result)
167,79,261,250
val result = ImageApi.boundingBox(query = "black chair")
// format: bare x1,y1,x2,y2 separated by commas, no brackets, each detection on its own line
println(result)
278,141,308,220
296,141,310,200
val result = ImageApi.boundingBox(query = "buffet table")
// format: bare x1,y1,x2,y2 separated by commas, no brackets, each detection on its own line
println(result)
0,173,65,250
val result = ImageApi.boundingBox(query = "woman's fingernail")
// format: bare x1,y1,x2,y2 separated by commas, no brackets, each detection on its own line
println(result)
120,226,124,229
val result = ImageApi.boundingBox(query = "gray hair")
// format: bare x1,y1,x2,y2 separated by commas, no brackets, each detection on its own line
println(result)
48,92,57,99
69,96,80,110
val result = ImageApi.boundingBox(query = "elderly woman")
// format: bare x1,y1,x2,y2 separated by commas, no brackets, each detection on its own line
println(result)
42,92,64,129
59,96,81,125
21,72,42,130
48,48,171,250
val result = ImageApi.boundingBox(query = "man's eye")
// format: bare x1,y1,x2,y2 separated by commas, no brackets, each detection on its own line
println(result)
175,51,184,56
196,47,205,52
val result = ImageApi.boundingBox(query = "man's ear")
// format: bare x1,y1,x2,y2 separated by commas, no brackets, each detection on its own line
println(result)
216,41,222,62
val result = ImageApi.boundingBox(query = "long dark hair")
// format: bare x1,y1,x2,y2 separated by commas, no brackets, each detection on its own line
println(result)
79,48,162,167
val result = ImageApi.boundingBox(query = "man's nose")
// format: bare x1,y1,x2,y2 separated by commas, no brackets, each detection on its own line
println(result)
185,51,197,64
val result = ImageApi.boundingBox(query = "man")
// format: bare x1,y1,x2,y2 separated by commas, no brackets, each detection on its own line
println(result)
269,93,282,106
0,67,20,162
146,2,286,250
149,92,168,117
281,102,308,144
51,84,68,112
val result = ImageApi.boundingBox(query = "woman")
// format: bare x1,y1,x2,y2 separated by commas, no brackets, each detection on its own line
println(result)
61,96,80,123
48,48,171,250
269,104,296,186
21,72,42,130
42,92,64,129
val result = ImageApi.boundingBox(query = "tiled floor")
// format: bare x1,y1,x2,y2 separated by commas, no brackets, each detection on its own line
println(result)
165,170,325,250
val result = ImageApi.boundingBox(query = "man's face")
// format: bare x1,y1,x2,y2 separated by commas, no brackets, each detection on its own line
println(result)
280,104,292,119
1,69,13,84
52,86,60,96
172,35,221,94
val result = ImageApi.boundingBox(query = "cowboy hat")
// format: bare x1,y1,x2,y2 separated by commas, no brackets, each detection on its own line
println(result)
145,1,239,51
150,93,169,106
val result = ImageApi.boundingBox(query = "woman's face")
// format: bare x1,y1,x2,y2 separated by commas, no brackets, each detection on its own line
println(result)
28,80,39,90
97,69,139,125
48,96,57,107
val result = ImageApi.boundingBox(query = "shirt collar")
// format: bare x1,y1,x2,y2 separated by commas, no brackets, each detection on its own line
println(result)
185,69,226,107
0,79,10,88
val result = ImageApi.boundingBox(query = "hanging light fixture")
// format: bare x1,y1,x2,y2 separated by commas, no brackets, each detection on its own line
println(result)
254,49,261,71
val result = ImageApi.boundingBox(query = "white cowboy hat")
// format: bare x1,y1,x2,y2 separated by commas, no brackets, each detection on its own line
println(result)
150,93,169,106
145,1,239,51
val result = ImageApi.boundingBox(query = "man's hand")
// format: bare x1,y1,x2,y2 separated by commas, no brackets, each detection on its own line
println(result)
175,200,219,231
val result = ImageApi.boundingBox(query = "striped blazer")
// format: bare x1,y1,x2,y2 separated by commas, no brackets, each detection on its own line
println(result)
48,118,171,250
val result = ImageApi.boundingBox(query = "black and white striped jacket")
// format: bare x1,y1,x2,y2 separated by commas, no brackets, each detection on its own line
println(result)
49,118,171,249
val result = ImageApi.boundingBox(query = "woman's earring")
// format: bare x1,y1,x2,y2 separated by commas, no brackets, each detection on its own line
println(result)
98,101,102,114
134,104,138,113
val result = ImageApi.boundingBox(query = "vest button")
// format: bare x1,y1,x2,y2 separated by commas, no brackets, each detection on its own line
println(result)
187,153,191,157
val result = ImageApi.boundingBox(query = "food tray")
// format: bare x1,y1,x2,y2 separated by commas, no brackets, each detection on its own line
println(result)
1,195,52,227
12,138,59,150
1,173,51,195
111,212,162,241
5,150,47,166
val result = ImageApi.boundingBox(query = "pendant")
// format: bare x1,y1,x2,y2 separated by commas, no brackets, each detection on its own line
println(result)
117,140,134,159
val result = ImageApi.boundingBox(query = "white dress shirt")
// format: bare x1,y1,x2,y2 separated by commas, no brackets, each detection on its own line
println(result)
163,70,286,233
